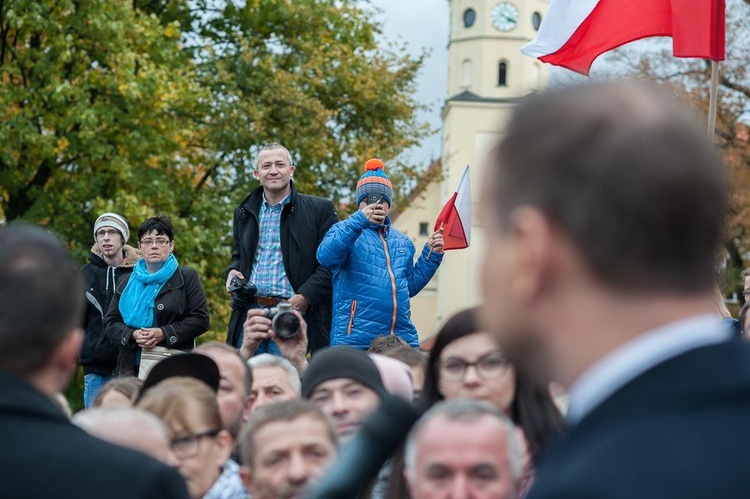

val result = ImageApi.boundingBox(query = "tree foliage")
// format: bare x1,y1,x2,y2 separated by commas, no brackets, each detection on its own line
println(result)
0,0,429,339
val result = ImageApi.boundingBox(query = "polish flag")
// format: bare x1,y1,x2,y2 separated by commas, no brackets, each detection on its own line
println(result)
435,166,471,251
521,0,725,75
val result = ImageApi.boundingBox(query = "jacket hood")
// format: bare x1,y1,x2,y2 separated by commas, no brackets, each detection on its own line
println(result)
89,244,142,268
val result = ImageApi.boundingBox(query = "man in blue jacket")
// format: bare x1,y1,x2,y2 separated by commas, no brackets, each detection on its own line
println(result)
317,158,444,349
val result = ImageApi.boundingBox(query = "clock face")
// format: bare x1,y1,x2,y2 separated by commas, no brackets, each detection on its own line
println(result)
491,2,520,32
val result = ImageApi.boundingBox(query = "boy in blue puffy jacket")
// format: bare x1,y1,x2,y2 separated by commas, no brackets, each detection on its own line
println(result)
317,158,444,349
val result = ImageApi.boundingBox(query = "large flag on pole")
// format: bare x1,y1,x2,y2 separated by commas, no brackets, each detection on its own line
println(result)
434,166,471,251
521,0,726,75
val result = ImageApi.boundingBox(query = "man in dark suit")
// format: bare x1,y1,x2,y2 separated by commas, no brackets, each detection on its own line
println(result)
0,224,189,499
478,81,750,498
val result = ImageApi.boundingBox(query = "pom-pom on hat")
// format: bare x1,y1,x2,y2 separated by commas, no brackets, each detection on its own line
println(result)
356,158,393,207
93,212,130,243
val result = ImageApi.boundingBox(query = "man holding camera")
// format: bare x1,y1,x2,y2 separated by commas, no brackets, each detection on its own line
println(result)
226,142,338,355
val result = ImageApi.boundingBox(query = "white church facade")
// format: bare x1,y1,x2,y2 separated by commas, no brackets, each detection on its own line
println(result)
394,0,550,342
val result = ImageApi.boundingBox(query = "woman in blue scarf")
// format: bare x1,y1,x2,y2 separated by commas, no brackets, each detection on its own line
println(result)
104,216,210,376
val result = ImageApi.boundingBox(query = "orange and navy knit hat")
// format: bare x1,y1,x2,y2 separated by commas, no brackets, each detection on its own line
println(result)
356,158,393,206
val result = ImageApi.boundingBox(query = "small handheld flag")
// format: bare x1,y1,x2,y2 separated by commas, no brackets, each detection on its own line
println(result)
434,165,471,251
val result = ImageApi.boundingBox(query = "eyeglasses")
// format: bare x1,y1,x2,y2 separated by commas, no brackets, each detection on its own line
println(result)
169,429,220,458
96,229,120,238
140,237,170,246
437,353,509,381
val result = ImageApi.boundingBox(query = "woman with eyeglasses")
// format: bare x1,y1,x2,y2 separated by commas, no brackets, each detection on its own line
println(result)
138,377,246,499
104,215,209,377
410,307,564,498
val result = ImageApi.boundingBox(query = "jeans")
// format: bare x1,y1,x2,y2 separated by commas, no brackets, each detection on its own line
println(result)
234,302,282,357
83,373,113,408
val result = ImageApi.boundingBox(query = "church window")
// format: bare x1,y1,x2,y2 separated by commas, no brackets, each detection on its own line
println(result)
498,61,508,87
461,59,473,89
463,8,476,28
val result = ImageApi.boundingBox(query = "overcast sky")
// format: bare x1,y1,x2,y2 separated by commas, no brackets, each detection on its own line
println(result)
376,0,450,168
373,1,595,168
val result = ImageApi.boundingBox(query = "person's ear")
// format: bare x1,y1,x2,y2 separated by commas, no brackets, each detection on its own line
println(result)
289,166,295,178
54,328,84,390
253,169,260,180
507,207,558,305
403,469,414,494
215,429,234,464
239,465,254,496
242,394,254,422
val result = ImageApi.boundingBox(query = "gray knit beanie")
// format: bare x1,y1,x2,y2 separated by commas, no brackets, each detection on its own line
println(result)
93,212,130,243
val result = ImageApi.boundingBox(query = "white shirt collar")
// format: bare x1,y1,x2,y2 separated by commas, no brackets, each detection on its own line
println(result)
566,314,730,424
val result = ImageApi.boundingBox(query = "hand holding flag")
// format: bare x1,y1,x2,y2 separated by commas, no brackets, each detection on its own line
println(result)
427,165,471,261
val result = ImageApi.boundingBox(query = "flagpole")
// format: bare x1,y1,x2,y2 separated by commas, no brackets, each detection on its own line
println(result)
707,60,720,142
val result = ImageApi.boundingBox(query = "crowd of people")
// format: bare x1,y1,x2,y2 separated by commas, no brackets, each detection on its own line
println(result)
3,79,750,499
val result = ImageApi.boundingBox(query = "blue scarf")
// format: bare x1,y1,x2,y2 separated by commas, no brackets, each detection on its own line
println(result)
119,254,179,328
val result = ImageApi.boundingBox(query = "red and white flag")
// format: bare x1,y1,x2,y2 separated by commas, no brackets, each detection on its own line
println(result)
521,0,725,75
435,166,471,251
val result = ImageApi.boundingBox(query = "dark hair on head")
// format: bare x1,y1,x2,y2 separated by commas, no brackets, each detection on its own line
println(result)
0,224,84,375
93,376,143,407
137,215,174,241
368,334,410,354
418,307,563,461
492,80,727,294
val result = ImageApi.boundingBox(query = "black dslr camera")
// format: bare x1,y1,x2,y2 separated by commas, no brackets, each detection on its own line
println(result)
228,276,257,301
265,302,301,340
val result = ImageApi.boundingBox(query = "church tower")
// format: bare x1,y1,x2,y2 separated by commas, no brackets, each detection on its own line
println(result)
396,0,549,339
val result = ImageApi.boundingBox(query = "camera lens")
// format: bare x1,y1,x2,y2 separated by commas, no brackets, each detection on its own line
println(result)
273,311,300,340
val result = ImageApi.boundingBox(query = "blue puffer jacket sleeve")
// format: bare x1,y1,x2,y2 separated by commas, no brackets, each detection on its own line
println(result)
317,210,370,269
409,244,443,297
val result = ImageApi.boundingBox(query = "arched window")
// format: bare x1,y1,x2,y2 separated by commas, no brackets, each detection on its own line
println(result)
461,59,472,89
498,61,508,87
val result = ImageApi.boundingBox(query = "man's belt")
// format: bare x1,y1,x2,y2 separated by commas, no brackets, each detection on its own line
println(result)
248,296,286,307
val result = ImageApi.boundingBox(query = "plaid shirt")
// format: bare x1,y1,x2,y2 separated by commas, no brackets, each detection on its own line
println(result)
203,459,247,499
249,192,294,298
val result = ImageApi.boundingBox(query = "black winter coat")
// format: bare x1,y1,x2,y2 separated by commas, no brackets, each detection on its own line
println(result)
79,245,140,376
0,372,189,499
103,266,209,376
227,182,338,352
